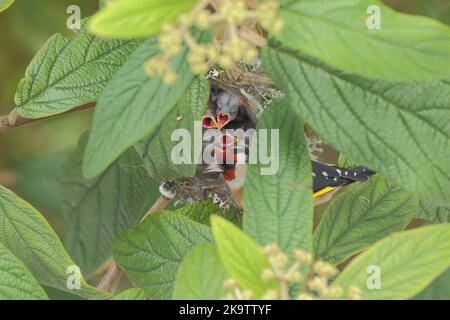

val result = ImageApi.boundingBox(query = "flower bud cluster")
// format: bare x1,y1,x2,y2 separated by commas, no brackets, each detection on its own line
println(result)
145,0,284,85
222,244,362,300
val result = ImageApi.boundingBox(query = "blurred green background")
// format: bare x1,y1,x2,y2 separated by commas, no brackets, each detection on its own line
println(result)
0,0,448,299
0,0,99,225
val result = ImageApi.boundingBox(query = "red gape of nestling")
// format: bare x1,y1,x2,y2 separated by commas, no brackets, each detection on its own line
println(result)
202,91,238,129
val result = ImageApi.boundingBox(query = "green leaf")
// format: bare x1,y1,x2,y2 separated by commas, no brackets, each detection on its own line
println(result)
89,0,196,38
416,201,450,224
334,224,450,299
414,267,450,300
0,0,14,12
278,0,450,81
112,288,146,300
0,185,109,299
262,45,450,207
177,200,241,227
99,0,108,9
337,153,358,169
172,243,227,300
11,152,66,214
113,212,213,299
313,175,417,265
0,243,48,300
244,98,313,257
211,216,276,298
61,133,158,277
83,35,204,179
14,26,141,118
134,77,209,180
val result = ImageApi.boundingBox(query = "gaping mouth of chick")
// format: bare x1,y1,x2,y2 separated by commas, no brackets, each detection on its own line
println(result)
217,112,230,128
201,115,219,128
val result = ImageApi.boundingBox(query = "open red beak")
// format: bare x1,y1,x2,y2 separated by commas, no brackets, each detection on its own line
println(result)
202,115,219,128
217,112,231,128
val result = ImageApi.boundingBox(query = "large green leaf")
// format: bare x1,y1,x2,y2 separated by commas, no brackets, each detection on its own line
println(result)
314,175,417,265
61,133,157,277
415,267,450,300
416,201,450,224
14,26,140,118
0,243,48,300
0,185,109,299
172,243,227,300
176,200,242,227
334,224,450,299
89,0,196,38
262,45,450,207
211,216,276,298
278,0,450,81
134,77,209,180
243,98,313,256
112,288,146,300
83,35,202,179
0,0,14,12
113,212,213,299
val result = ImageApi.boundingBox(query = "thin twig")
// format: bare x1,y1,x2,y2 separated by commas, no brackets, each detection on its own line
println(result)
96,262,123,294
95,195,171,296
238,26,267,48
0,103,96,133
140,195,171,222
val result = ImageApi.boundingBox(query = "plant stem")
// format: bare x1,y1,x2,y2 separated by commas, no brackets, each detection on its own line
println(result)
279,278,289,300
0,103,96,133
238,26,267,47
95,195,171,296
96,262,123,293
140,195,171,222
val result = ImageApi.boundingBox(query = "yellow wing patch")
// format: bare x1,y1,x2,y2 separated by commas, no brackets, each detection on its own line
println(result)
313,186,336,199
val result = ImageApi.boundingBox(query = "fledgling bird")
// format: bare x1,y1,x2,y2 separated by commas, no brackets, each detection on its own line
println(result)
201,81,376,209
208,148,376,208
211,144,248,208
311,161,375,205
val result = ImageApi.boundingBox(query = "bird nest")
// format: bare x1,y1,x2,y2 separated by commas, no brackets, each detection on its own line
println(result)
160,61,323,211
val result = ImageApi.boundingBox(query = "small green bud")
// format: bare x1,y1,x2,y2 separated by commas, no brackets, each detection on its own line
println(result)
261,268,276,282
261,289,279,300
224,278,239,290
307,276,327,293
297,292,314,300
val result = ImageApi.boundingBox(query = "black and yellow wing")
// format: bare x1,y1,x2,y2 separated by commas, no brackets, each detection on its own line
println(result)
312,161,375,199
